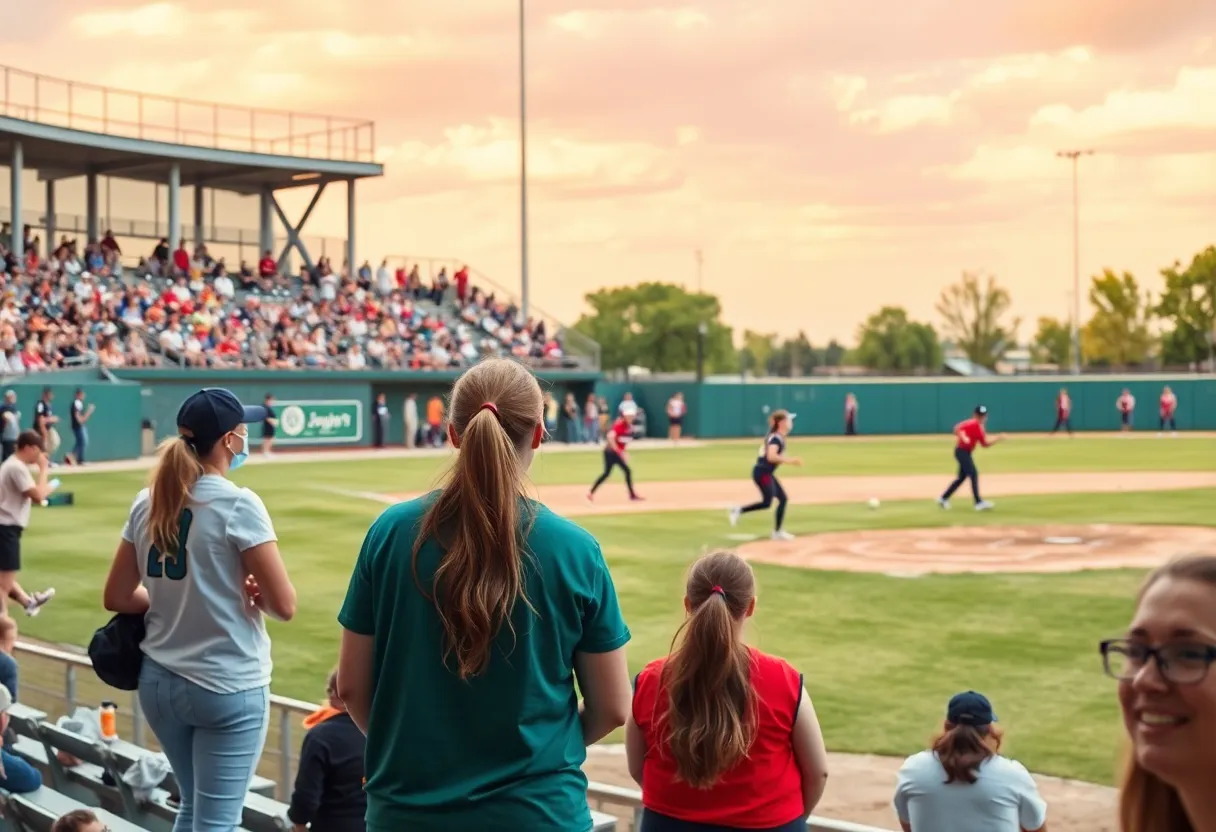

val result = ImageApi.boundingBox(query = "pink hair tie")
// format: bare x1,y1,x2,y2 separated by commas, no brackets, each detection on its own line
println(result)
710,585,726,597
479,402,501,421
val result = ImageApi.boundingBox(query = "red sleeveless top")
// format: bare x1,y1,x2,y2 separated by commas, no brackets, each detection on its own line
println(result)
633,647,805,827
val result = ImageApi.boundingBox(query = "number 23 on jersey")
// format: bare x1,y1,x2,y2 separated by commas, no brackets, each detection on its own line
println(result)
147,509,194,581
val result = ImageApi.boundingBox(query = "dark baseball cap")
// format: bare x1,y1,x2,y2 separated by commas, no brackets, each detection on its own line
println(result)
177,388,268,451
947,691,997,727
975,405,989,416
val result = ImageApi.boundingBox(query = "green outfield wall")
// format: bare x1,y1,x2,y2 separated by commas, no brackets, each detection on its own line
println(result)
0,375,144,463
112,369,597,448
597,376,1216,438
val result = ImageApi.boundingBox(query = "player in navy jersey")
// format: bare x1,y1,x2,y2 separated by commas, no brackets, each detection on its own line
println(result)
728,410,801,540
587,402,644,502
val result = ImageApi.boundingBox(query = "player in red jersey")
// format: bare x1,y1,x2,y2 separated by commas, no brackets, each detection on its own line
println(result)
1158,386,1178,436
938,405,1005,511
1117,389,1136,432
587,402,643,502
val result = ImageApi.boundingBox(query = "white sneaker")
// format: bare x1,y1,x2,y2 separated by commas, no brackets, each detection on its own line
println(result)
771,530,796,541
975,500,995,511
937,498,950,510
25,588,55,617
728,507,741,527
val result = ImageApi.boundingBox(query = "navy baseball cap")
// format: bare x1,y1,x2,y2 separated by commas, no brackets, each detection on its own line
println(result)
947,691,997,727
176,388,268,451
975,405,989,416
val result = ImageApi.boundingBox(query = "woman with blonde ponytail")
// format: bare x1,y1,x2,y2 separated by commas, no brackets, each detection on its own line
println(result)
626,551,828,832
103,388,296,831
1103,556,1216,832
337,358,633,832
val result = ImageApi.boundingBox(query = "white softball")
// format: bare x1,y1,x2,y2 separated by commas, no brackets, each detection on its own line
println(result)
868,497,880,509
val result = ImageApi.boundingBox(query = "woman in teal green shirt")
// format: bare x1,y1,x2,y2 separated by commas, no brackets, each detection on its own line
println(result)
337,359,633,832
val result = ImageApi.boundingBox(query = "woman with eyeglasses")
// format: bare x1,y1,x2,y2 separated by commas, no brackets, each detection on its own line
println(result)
1100,555,1216,832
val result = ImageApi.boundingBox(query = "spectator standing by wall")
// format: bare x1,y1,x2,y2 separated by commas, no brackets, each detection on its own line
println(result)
67,388,94,466
262,394,278,457
844,393,858,436
0,392,18,462
1118,388,1136,432
372,393,389,448
584,393,600,444
403,393,418,449
666,393,686,443
103,388,297,832
288,668,367,832
337,358,632,832
1104,556,1216,832
0,432,56,618
425,395,444,447
892,692,1047,832
32,387,59,460
627,551,828,832
563,392,581,443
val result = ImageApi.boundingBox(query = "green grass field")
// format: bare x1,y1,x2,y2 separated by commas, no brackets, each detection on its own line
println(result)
20,435,1215,786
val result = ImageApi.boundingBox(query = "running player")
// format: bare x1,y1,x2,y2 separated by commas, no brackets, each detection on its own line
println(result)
1117,389,1136,432
587,403,643,502
1051,388,1072,435
728,410,801,540
938,405,1005,511
1158,386,1177,436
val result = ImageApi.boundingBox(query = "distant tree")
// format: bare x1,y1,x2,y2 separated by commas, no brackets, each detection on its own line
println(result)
820,339,847,367
854,306,942,371
1031,317,1072,365
572,283,735,372
1081,269,1155,367
1155,245,1216,366
934,272,1020,369
770,331,817,377
739,330,778,376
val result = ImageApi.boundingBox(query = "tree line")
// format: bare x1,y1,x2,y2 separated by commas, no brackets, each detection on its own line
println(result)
571,245,1216,374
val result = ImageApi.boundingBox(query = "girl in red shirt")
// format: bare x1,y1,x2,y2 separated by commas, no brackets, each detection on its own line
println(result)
626,551,828,832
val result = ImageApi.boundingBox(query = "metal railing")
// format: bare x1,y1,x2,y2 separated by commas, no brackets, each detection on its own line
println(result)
14,640,891,832
0,64,375,162
1,204,345,259
384,255,602,370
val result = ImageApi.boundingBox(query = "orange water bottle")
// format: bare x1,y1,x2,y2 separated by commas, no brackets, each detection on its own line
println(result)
100,701,118,743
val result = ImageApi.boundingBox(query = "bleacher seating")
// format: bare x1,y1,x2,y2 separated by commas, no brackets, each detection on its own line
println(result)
0,233,581,373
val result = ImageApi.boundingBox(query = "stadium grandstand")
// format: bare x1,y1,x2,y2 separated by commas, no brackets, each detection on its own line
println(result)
0,62,599,377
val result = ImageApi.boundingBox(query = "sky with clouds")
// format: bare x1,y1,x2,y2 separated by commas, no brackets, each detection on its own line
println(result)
3,0,1215,341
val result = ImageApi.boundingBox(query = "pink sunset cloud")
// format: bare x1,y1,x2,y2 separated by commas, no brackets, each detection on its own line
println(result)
2,0,1214,342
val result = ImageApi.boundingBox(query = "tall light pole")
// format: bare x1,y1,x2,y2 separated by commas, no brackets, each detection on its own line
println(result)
1057,149,1094,375
519,0,530,319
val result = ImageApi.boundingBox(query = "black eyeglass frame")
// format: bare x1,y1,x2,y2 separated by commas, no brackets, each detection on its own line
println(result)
1100,638,1216,685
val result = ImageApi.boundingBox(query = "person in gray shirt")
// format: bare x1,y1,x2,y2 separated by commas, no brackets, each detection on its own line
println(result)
893,692,1047,832
0,392,19,463
103,388,298,831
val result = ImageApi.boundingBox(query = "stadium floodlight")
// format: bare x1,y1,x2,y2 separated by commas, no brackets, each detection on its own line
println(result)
1056,149,1095,375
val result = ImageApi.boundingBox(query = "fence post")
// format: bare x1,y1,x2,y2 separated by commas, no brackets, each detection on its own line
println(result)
278,707,293,801
131,691,145,747
64,665,77,711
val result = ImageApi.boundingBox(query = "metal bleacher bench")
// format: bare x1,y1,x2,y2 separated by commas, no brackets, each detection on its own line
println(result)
0,787,144,832
5,702,289,832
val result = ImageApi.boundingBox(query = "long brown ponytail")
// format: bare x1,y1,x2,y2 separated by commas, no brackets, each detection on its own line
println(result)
932,722,1003,784
412,358,544,680
659,550,757,789
148,436,204,555
1118,556,1216,832
768,410,789,433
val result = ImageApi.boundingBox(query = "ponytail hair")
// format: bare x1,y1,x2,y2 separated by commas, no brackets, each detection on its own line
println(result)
413,358,544,680
932,722,1003,784
769,409,789,433
147,435,203,555
659,550,757,789
1117,556,1216,832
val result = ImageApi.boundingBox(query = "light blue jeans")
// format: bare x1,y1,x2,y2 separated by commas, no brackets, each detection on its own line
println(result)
139,658,270,831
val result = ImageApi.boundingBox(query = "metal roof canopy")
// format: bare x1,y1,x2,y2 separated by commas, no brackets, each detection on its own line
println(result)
0,115,383,195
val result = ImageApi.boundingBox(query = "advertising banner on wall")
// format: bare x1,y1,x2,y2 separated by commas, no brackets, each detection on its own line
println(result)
273,400,364,444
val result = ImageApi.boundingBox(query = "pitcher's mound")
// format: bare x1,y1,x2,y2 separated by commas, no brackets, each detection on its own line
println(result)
738,524,1216,575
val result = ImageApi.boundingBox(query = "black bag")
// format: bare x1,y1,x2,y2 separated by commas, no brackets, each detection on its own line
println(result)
88,614,146,691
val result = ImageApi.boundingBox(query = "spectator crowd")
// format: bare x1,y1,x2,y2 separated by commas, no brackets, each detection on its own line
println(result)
0,225,571,374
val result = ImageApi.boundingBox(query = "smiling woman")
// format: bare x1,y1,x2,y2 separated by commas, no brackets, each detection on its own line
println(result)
1108,556,1216,832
